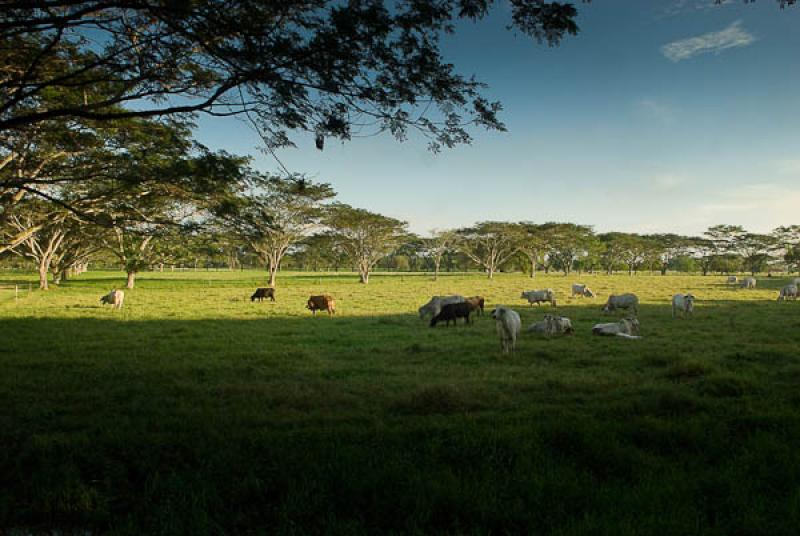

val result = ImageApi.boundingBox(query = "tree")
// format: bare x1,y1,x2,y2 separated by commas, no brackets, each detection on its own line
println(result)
227,175,335,287
0,2,593,150
423,229,458,280
646,234,691,276
540,223,595,276
3,200,69,289
737,233,777,275
455,222,518,279
514,222,548,278
325,204,408,284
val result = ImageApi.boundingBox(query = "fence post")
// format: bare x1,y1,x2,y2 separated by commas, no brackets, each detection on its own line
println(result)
15,285,18,301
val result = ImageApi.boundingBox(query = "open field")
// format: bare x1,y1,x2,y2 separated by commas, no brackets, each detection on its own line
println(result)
2,270,800,534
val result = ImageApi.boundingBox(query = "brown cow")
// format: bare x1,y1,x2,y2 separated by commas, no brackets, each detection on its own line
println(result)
251,287,276,302
307,294,336,315
464,295,485,316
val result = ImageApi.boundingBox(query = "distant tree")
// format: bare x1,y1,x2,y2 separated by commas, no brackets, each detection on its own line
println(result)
423,229,458,280
514,222,548,278
326,204,408,284
540,222,595,276
227,175,335,287
3,200,69,289
455,222,519,279
646,234,692,276
737,233,777,275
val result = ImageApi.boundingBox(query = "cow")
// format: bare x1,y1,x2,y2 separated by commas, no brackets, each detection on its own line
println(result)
777,285,798,302
430,302,473,327
571,283,595,298
793,277,800,287
740,277,757,289
726,275,738,284
464,296,485,316
100,289,124,309
251,287,276,302
491,306,521,354
601,293,639,315
418,295,465,319
592,317,641,339
527,314,574,335
307,294,336,315
520,289,557,307
671,294,695,318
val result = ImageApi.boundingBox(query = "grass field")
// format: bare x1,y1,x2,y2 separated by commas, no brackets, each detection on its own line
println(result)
2,270,800,535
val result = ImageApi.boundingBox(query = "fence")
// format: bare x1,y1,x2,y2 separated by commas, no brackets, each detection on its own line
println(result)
0,282,32,302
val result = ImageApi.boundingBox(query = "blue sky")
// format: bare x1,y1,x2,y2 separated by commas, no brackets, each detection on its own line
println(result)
193,0,800,237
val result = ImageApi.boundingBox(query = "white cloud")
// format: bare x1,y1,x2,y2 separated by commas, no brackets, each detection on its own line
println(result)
650,173,686,192
661,21,756,62
636,98,676,125
775,159,800,175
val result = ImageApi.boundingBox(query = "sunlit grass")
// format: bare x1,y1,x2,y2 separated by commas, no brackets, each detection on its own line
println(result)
1,270,799,534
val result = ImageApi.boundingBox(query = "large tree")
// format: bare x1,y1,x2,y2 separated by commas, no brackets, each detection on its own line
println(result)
228,175,335,287
456,221,518,279
540,222,595,276
423,229,458,281
325,204,408,284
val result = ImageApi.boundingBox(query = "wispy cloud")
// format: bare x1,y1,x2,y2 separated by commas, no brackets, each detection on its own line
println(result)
636,98,675,125
650,174,686,192
660,0,733,18
661,21,756,62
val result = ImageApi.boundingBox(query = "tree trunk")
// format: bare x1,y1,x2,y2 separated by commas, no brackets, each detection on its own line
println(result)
530,258,536,278
359,270,369,284
38,264,49,290
487,266,494,279
433,259,441,281
268,265,278,287
126,271,136,289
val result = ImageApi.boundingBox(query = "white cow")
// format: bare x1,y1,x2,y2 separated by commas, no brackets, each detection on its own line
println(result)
726,275,738,284
527,314,574,335
671,294,695,318
777,285,798,302
592,317,641,339
520,289,557,307
100,289,124,309
740,277,757,289
418,295,464,319
491,306,521,354
571,283,595,298
793,277,800,287
601,293,639,315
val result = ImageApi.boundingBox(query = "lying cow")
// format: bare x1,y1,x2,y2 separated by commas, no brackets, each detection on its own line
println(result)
100,289,124,309
430,302,473,327
601,293,639,315
418,295,465,319
592,317,641,339
671,293,695,318
464,295,485,316
740,277,757,289
571,283,595,298
520,289,556,307
726,275,738,284
527,314,574,335
491,306,521,354
307,294,336,315
251,287,276,302
777,284,798,302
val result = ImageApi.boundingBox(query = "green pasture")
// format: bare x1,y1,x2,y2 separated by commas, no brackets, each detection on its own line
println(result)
1,270,799,535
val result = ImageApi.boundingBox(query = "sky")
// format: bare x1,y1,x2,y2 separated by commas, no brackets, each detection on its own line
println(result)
192,0,800,237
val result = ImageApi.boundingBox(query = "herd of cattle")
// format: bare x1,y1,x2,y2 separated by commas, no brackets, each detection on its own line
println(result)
98,276,800,354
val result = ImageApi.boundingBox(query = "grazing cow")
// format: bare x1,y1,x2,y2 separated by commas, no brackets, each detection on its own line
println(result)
491,306,521,354
100,289,124,309
592,317,641,339
464,296,485,316
601,293,639,315
740,277,757,289
671,294,695,318
527,314,574,335
571,283,595,298
307,295,336,315
793,278,800,287
430,302,473,327
418,295,465,319
251,287,276,302
777,285,798,302
726,275,738,284
520,289,557,307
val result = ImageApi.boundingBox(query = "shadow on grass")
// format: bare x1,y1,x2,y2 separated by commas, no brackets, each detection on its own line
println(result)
2,305,800,534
